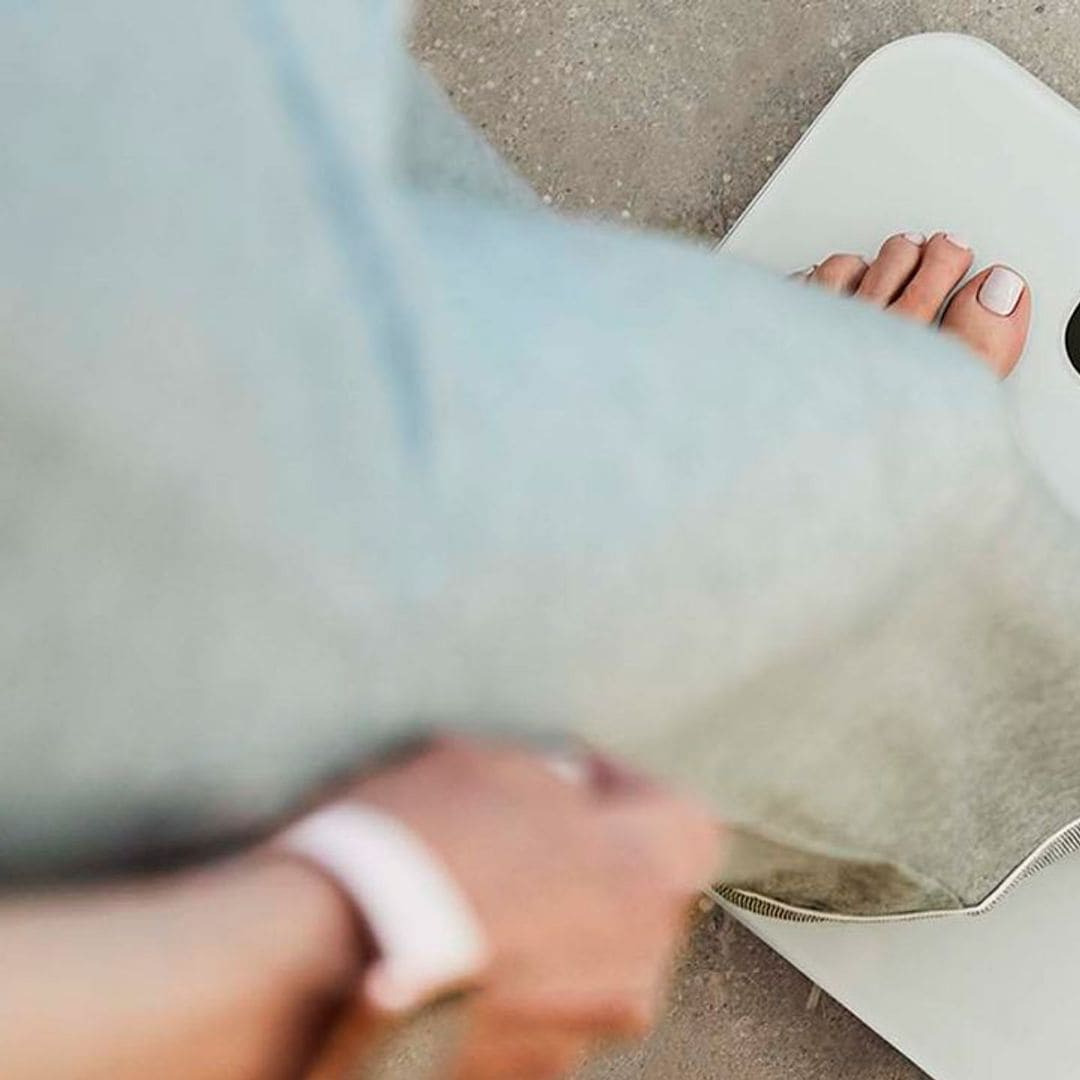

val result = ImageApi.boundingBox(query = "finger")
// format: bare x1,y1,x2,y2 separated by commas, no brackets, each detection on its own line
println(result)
600,797,723,888
487,987,661,1040
422,735,591,800
584,752,664,798
452,1008,589,1080
541,746,674,803
541,750,594,788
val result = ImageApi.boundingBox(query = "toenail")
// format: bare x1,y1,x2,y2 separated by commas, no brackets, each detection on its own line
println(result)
903,232,926,245
944,233,971,250
978,266,1025,316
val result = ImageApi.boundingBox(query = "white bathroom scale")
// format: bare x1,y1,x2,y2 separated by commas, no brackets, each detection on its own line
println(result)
718,33,1080,1080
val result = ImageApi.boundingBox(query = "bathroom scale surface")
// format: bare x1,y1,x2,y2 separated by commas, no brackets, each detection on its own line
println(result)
719,33,1080,1080
722,31,1080,524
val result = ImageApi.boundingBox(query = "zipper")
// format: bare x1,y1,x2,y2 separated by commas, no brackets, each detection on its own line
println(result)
702,813,1080,923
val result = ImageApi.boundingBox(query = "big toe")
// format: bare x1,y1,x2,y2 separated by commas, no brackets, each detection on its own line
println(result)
941,264,1031,377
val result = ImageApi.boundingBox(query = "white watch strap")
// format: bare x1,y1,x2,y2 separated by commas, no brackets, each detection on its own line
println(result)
276,803,490,1013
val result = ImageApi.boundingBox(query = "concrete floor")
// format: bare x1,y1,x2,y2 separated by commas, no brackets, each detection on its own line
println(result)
574,906,925,1080
373,906,925,1079
403,2,1080,1077
414,0,1080,239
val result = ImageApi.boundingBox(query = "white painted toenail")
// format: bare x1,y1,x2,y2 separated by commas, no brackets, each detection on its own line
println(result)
945,233,971,250
903,232,926,245
978,266,1025,316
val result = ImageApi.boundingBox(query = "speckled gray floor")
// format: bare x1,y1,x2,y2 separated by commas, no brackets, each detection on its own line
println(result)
414,0,1079,239
403,3,1077,1077
574,907,925,1080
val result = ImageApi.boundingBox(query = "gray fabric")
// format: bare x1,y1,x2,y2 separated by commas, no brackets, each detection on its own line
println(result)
4,0,1080,916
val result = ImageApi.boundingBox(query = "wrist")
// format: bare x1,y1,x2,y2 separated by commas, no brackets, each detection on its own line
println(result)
273,802,490,1015
239,852,372,1005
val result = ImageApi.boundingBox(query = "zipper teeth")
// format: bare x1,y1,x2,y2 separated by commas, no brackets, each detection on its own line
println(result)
704,814,1080,924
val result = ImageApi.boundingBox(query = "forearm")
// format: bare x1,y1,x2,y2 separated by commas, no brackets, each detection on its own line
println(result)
0,856,365,1080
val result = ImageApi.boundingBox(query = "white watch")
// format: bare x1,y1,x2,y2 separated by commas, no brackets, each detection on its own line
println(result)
275,803,490,1014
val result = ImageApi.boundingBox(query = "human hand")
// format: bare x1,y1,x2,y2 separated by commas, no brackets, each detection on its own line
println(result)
349,736,721,1080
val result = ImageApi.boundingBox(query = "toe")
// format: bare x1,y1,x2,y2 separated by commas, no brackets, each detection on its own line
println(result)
890,232,974,323
856,232,926,306
940,264,1031,377
810,254,868,295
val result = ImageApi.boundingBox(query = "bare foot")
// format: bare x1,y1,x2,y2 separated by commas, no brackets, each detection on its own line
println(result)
798,232,1030,377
